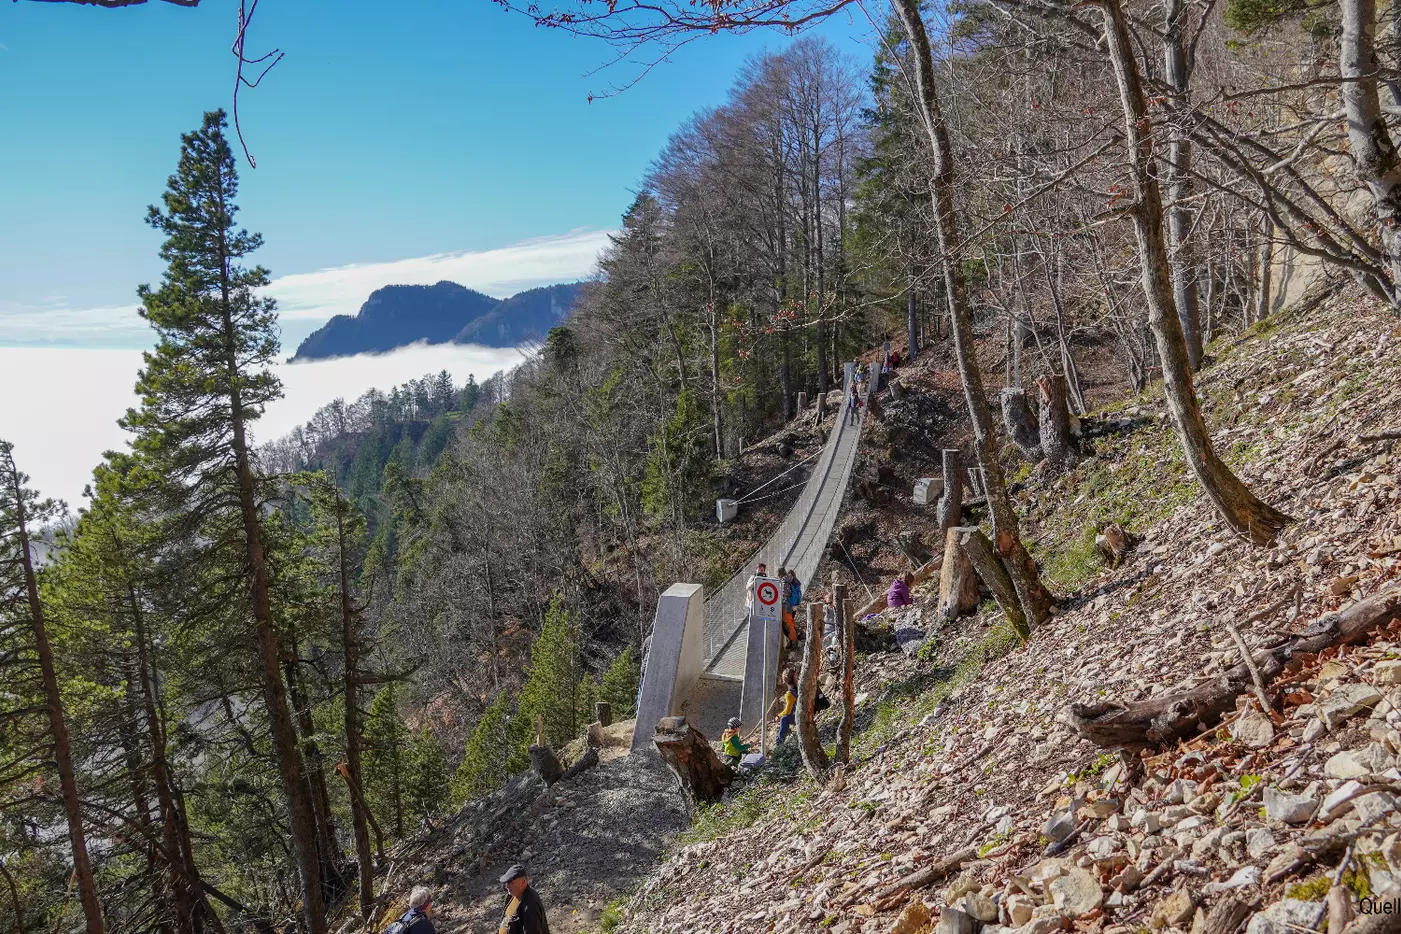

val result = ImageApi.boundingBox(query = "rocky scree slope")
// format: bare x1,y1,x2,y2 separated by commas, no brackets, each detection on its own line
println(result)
608,285,1401,934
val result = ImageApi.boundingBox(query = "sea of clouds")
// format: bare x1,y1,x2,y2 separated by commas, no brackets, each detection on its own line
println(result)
0,343,526,509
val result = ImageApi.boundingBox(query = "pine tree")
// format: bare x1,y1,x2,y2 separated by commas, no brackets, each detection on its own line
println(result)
0,442,105,934
517,597,583,749
404,727,449,827
452,691,529,802
363,685,410,837
120,110,330,934
598,646,640,720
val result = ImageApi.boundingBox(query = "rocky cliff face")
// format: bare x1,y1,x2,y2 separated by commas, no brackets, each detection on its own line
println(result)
291,280,583,360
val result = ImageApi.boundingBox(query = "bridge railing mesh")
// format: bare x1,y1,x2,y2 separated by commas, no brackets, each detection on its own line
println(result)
700,372,866,669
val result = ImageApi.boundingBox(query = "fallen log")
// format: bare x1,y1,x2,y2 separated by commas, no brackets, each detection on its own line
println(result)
954,526,1027,639
870,846,978,911
529,745,564,785
559,747,599,782
1069,584,1401,747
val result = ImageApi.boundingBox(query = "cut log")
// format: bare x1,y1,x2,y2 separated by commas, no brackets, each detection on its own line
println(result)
595,701,612,728
1069,584,1401,746
529,745,563,786
796,604,829,779
1038,374,1074,470
1000,388,1042,460
653,717,732,809
560,747,599,782
954,527,1027,639
938,526,979,621
869,846,978,911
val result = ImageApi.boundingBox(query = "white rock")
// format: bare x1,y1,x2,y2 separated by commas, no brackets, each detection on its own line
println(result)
1263,786,1316,824
1203,866,1263,895
965,892,998,923
1320,780,1366,821
1319,684,1384,729
1048,868,1104,919
1355,790,1401,825
936,906,976,934
1246,827,1276,860
1232,705,1276,748
1375,661,1401,685
1246,899,1320,934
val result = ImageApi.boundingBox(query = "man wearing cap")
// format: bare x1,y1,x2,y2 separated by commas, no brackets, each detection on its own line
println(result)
498,864,549,934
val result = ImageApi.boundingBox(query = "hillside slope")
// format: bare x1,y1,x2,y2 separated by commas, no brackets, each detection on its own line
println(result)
604,283,1401,934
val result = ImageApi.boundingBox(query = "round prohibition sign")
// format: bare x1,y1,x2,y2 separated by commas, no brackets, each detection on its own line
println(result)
756,580,781,607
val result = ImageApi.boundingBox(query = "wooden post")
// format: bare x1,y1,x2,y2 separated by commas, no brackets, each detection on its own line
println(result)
595,701,612,728
1038,374,1074,469
835,586,855,765
797,604,830,779
938,527,979,621
653,716,733,815
797,391,808,412
953,527,1028,639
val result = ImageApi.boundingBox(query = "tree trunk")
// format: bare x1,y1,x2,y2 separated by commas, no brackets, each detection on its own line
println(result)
907,283,919,360
1341,0,1401,302
1096,0,1291,546
222,321,327,931
1163,0,1204,369
892,0,1054,626
1070,584,1401,746
835,586,856,765
0,859,23,934
1255,217,1275,323
797,604,830,779
935,449,965,535
1037,374,1075,470
1000,389,1042,461
652,717,732,812
7,460,105,934
954,528,1028,639
595,701,612,728
335,497,377,921
938,526,980,621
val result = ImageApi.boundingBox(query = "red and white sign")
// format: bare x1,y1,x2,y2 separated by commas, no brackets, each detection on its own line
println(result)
753,576,782,622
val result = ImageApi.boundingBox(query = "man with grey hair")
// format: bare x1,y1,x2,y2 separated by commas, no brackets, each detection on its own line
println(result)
384,886,435,934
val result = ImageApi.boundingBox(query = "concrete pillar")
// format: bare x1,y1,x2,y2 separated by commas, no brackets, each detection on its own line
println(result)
739,607,782,738
631,583,706,754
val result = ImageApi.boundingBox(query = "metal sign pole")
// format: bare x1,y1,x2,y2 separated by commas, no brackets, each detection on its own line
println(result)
761,608,769,757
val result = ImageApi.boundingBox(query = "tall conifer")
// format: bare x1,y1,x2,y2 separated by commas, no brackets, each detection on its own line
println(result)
122,110,329,934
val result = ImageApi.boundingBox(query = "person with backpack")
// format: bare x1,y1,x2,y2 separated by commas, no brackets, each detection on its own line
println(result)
720,717,751,764
498,864,550,934
385,887,435,934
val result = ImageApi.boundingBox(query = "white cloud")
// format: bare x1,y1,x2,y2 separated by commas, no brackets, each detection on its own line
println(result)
0,229,612,348
0,343,525,509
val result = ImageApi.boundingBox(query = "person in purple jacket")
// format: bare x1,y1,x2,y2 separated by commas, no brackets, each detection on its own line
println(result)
887,573,913,609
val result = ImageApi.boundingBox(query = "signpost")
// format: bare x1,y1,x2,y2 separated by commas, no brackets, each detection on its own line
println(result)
752,575,781,756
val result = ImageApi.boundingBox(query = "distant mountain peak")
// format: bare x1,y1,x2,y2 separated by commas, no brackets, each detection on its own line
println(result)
291,281,583,361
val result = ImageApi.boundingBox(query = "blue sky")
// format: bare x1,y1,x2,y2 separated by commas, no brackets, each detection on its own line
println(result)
0,0,875,350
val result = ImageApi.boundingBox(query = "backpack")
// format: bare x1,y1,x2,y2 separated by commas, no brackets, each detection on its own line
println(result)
384,909,424,934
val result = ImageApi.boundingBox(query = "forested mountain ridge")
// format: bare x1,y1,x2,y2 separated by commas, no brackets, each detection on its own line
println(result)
290,280,583,359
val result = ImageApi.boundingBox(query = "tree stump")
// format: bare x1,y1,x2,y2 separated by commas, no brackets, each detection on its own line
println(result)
595,701,612,727
797,604,830,779
935,449,965,535
1038,374,1074,470
1000,388,1042,460
529,745,563,786
1095,524,1129,567
797,391,808,412
954,527,1027,639
938,526,979,622
652,717,732,810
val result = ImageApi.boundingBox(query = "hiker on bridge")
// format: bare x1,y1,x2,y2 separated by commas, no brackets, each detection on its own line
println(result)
777,567,799,642
845,389,862,425
745,562,768,611
498,864,550,934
